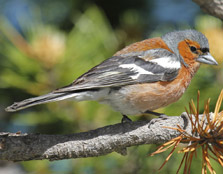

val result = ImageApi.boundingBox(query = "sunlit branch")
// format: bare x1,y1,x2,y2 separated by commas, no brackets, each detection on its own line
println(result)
0,112,214,162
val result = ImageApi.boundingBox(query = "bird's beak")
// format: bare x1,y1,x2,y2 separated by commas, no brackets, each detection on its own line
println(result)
196,53,218,65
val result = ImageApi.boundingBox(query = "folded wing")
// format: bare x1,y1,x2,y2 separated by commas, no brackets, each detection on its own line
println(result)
55,48,181,93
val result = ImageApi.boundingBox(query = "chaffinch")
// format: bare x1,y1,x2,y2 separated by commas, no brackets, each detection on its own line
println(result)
6,29,218,119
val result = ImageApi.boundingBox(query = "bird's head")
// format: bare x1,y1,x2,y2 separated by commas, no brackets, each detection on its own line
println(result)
162,29,218,67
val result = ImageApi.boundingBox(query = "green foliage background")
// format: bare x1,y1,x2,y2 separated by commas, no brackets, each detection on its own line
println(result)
0,0,222,173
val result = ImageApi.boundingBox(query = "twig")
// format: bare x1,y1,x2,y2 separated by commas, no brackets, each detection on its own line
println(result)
0,112,211,162
193,0,223,20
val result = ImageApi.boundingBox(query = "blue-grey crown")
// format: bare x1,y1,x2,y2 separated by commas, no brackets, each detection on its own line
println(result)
161,29,209,65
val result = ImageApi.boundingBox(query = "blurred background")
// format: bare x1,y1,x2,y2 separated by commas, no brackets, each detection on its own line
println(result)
0,0,223,173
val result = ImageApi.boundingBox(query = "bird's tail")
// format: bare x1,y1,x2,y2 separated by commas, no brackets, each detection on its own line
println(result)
5,92,78,112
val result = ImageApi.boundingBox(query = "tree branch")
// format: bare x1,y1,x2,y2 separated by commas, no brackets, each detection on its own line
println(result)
0,112,211,162
193,0,223,20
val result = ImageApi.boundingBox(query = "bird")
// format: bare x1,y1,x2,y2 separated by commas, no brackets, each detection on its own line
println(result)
5,29,218,121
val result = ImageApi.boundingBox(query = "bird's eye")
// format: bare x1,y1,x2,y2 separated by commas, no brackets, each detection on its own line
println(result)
190,46,197,53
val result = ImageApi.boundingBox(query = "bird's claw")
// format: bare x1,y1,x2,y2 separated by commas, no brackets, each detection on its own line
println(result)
148,114,169,128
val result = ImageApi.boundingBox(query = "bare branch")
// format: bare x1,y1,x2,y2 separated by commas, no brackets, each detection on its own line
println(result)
193,0,223,20
0,112,211,162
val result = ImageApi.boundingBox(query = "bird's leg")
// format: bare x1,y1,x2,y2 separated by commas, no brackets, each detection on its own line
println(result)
121,115,132,123
144,110,168,118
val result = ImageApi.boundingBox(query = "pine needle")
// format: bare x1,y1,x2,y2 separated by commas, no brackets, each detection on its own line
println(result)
150,90,223,173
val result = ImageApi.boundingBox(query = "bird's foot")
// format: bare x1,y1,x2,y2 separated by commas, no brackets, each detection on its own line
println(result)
146,111,169,128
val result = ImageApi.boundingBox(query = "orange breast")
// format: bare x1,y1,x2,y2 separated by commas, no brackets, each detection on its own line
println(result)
124,65,195,111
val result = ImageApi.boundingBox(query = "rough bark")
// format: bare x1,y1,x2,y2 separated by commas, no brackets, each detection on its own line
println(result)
0,112,211,162
193,0,223,20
